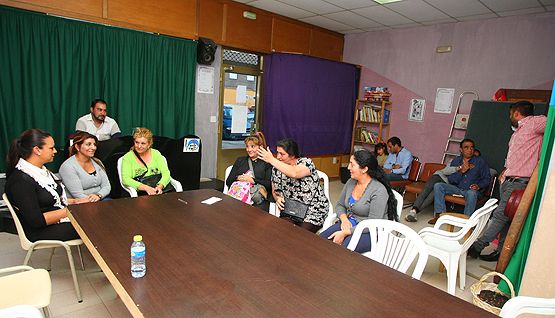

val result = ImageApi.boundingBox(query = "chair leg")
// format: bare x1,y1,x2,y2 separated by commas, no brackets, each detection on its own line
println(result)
459,253,467,290
446,255,459,295
48,248,56,271
23,249,34,266
64,245,82,302
77,245,85,271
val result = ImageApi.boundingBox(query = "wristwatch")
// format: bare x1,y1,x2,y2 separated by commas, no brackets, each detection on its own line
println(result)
97,193,102,199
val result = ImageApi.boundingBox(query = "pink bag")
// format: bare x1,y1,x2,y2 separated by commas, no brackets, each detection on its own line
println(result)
227,171,253,204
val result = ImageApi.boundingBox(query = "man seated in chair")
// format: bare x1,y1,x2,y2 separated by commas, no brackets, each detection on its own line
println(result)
429,138,491,224
382,136,413,181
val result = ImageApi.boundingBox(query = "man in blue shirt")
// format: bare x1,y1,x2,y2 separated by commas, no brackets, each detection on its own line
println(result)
383,137,413,181
431,139,491,223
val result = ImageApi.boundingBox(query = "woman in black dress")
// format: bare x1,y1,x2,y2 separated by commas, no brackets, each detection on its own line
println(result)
5,129,80,242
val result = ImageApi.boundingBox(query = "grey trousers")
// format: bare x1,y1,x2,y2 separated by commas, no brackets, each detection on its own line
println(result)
473,179,528,252
412,175,445,212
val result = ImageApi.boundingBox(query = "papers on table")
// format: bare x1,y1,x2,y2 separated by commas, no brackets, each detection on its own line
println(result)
201,197,222,205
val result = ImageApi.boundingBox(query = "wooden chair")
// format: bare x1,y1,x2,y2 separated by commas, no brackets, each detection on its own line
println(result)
389,157,421,190
404,162,446,196
444,175,497,211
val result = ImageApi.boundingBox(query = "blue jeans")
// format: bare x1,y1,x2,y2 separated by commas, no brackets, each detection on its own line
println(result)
319,222,371,253
433,183,480,216
385,173,405,181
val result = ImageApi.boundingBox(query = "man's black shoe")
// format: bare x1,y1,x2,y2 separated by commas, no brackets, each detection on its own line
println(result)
479,250,500,262
467,246,480,259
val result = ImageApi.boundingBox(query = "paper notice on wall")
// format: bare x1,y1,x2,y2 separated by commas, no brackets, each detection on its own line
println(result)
197,66,214,94
434,88,455,113
236,85,247,104
231,105,248,133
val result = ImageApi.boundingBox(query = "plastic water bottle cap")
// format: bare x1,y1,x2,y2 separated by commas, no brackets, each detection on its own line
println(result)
134,235,142,241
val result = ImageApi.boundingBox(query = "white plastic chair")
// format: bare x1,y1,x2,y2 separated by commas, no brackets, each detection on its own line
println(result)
0,266,50,317
223,165,233,194
3,193,83,303
392,189,403,220
347,219,429,279
418,198,498,295
0,305,44,318
117,156,183,197
500,296,555,317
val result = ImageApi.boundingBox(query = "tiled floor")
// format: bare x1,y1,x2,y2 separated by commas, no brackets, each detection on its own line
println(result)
0,179,499,317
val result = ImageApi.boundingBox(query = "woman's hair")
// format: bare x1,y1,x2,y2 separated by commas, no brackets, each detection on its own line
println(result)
244,132,267,148
374,142,388,156
70,132,98,156
353,149,398,221
70,132,106,170
6,128,52,177
276,138,300,158
132,127,153,150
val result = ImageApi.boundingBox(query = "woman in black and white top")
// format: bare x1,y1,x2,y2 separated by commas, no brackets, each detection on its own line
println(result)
258,138,329,233
5,129,80,242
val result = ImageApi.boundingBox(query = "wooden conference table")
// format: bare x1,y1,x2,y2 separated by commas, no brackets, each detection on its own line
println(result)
68,189,494,317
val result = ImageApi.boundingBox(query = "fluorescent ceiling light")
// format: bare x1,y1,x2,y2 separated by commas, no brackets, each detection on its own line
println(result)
374,0,404,4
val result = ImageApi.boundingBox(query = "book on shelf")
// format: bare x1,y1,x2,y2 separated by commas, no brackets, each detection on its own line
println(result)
383,109,390,124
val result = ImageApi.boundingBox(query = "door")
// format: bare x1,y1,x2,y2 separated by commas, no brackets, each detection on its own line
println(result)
217,49,263,180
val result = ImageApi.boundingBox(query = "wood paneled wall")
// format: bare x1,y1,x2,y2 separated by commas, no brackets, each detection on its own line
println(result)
1,0,344,61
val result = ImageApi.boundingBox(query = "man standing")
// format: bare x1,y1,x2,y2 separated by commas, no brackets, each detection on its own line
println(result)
430,139,491,223
383,136,413,181
75,99,121,141
469,101,546,262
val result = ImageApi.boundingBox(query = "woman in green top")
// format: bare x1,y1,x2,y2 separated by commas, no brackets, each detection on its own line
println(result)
121,127,171,195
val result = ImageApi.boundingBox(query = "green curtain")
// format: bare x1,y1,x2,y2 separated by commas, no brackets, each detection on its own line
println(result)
499,82,555,295
0,6,196,171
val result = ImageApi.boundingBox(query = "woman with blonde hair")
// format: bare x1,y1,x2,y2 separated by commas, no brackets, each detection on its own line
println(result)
226,132,272,211
121,127,172,195
59,132,111,201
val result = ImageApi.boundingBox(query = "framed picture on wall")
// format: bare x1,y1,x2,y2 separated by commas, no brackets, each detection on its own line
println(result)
409,98,425,122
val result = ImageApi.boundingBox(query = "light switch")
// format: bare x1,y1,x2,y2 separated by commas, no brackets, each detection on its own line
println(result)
332,157,337,164
209,116,217,123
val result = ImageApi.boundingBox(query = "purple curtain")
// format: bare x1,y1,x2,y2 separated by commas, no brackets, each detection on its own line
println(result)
263,53,357,156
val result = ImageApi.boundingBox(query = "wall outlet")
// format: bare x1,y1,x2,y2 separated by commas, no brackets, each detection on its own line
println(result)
209,115,217,123
332,157,337,164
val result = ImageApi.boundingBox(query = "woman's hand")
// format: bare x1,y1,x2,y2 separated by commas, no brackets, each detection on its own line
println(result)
155,184,164,195
237,174,254,184
87,194,101,202
257,147,275,164
141,185,159,195
328,230,349,245
275,196,285,211
340,218,352,233
68,197,90,205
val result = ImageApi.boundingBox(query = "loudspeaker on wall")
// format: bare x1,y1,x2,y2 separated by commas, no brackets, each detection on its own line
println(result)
197,37,217,65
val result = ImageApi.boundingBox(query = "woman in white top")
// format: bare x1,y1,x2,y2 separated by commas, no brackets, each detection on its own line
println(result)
59,132,111,201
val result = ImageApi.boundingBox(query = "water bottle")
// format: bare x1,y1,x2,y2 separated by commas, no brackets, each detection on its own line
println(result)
131,235,146,278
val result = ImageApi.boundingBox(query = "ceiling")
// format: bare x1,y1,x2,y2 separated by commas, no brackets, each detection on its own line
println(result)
233,0,555,34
